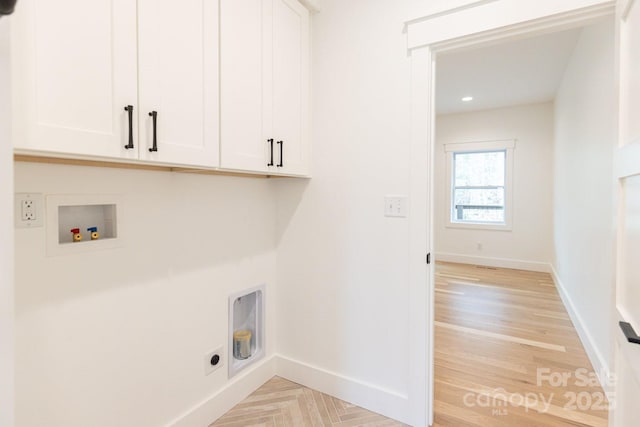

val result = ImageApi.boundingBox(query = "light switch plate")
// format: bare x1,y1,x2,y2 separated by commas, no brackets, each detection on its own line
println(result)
384,196,408,218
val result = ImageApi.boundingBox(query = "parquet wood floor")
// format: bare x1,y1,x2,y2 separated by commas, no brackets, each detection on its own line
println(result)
211,376,407,426
211,262,609,426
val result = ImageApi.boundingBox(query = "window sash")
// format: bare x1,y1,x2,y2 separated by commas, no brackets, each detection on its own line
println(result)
451,149,507,224
444,140,515,230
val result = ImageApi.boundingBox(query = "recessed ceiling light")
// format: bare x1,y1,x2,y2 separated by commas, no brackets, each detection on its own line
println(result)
462,96,474,102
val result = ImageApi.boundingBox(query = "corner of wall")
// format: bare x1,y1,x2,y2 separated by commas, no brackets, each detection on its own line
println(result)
168,356,277,427
274,355,412,425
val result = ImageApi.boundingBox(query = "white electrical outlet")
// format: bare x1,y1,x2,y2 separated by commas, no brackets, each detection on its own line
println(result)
15,193,44,228
22,199,35,220
204,346,224,376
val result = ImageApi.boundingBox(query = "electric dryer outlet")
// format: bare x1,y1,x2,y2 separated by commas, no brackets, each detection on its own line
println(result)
204,346,224,376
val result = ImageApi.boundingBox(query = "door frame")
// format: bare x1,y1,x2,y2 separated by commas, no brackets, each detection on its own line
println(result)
0,17,14,427
405,1,615,425
612,0,640,425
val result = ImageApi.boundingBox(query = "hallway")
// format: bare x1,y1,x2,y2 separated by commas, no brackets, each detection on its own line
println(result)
433,262,609,427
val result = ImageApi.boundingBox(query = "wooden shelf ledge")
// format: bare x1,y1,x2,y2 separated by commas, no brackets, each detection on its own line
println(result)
14,154,281,179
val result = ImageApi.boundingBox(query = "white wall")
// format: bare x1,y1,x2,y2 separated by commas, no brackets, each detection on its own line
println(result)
434,103,555,271
275,0,412,417
274,1,450,423
553,19,615,378
0,17,14,427
14,163,278,427
274,1,609,425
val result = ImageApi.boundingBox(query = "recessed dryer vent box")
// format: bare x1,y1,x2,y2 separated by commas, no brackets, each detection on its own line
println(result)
46,194,123,256
228,285,265,378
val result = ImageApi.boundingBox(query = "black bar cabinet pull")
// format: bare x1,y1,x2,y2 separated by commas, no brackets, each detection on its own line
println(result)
619,321,640,344
277,140,283,167
124,105,134,149
148,111,158,152
267,139,274,166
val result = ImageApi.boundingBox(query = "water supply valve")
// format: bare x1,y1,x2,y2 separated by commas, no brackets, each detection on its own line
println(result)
87,227,100,240
70,228,83,242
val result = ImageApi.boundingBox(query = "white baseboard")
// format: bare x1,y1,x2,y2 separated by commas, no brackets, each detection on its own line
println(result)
549,265,612,393
167,355,277,427
168,354,410,427
275,355,411,425
435,252,551,273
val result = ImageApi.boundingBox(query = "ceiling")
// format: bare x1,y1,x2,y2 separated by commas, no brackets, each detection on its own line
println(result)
435,28,582,115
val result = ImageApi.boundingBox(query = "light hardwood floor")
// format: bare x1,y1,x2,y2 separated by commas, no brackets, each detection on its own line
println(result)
434,262,609,427
212,262,608,426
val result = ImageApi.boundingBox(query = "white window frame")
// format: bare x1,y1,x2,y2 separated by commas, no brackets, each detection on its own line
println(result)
445,139,515,231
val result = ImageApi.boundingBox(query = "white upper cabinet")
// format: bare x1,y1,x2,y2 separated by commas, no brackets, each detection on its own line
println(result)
220,0,310,176
220,0,271,173
272,0,310,176
137,0,219,167
13,0,219,168
12,0,310,175
12,0,139,160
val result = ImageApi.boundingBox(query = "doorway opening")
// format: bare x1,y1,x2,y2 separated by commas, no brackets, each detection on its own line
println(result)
428,16,616,427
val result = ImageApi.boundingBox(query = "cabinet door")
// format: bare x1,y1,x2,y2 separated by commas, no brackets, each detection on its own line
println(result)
137,0,219,167
272,0,310,176
12,0,138,159
220,0,272,173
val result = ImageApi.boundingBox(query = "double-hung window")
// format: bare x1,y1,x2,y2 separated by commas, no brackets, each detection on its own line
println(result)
445,140,515,230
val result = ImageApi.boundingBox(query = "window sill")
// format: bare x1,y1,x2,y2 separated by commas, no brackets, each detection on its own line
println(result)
446,221,512,232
